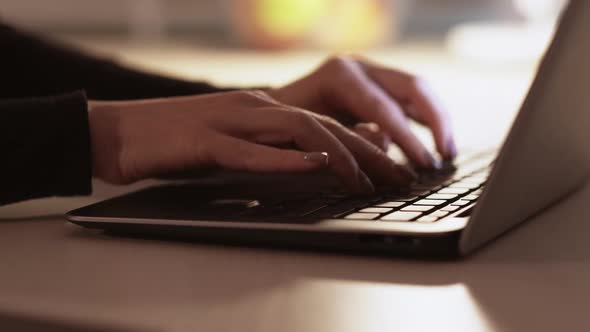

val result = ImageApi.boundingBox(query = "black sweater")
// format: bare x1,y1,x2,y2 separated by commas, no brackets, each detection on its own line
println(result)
0,23,231,205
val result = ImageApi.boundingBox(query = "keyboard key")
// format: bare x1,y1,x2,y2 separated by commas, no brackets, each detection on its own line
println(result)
461,177,486,184
441,205,460,212
426,193,457,200
452,200,471,206
344,213,379,220
376,201,405,208
416,216,438,223
415,199,446,206
438,187,469,195
472,169,490,176
431,210,450,218
359,207,393,214
462,194,480,201
450,182,480,189
381,211,422,221
402,205,434,212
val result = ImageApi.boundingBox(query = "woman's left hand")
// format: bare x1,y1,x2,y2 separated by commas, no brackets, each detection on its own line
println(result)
268,55,457,170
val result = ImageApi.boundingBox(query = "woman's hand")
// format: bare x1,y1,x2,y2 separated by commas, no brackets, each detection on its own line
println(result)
268,55,457,169
89,91,415,193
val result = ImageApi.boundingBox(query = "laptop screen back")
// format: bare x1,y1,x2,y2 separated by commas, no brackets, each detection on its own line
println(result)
460,0,590,253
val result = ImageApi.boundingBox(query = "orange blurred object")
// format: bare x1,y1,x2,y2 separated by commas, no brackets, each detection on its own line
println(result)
230,0,395,50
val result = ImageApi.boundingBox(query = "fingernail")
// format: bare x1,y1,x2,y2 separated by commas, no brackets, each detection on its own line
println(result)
445,139,458,160
303,152,329,166
423,151,441,170
357,171,375,194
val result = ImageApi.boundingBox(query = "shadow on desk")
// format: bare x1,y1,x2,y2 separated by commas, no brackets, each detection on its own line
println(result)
0,311,158,332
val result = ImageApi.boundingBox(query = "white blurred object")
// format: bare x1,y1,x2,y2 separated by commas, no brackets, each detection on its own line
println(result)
447,0,568,63
447,23,555,63
514,0,568,22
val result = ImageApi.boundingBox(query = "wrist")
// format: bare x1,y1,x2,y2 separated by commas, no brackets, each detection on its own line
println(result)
88,100,125,183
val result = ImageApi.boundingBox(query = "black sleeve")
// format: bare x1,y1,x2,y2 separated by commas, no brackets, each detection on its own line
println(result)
0,23,242,205
0,22,235,100
1,92,92,205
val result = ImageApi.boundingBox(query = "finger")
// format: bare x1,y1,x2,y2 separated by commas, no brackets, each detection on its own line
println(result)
313,115,417,187
353,123,391,152
283,111,376,193
322,56,437,169
358,60,457,160
208,133,329,173
211,106,375,193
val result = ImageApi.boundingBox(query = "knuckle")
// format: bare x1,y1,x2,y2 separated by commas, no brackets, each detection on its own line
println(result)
325,55,352,70
316,114,340,129
291,110,318,129
249,89,272,100
227,91,250,103
366,139,387,157
351,129,381,154
232,90,271,105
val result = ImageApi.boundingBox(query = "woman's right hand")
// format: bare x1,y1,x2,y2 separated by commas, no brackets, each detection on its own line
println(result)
88,90,416,193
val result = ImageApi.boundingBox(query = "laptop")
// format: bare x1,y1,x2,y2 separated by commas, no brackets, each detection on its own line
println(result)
67,0,590,257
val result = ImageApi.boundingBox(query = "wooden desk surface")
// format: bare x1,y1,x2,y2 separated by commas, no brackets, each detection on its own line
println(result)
2,41,588,332
1,183,590,332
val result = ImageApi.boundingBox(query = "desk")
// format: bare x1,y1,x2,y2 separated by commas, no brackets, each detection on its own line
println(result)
2,41,588,332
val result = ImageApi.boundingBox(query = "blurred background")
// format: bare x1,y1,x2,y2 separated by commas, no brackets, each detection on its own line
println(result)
0,0,569,97
0,0,569,73
0,0,566,50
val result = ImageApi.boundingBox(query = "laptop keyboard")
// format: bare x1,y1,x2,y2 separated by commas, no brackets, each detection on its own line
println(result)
273,151,495,223
336,151,494,223
233,151,495,223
